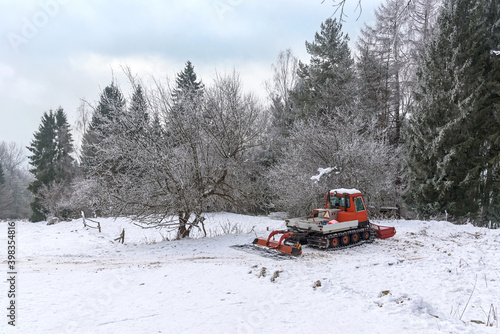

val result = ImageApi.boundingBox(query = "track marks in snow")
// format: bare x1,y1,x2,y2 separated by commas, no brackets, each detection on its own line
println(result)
6,216,500,333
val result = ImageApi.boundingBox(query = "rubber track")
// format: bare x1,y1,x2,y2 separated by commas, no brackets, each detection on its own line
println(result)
306,227,376,251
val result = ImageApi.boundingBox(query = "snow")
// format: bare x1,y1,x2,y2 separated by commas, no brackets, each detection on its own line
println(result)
331,188,362,195
310,167,334,182
2,214,500,333
311,167,342,182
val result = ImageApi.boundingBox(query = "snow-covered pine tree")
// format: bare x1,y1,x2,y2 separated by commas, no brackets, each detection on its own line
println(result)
54,109,76,184
27,111,56,221
172,61,204,104
108,84,150,190
150,110,163,141
167,61,205,147
480,54,500,223
291,18,356,120
27,108,76,221
80,81,126,173
128,84,149,133
406,0,493,220
486,0,500,50
479,0,500,223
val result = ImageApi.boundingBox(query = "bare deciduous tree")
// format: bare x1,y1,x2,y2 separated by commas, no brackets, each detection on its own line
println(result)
0,142,32,219
76,71,266,238
323,0,363,21
38,181,76,219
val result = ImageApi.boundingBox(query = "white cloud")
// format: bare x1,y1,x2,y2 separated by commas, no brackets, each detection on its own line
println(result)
0,62,46,103
0,0,382,146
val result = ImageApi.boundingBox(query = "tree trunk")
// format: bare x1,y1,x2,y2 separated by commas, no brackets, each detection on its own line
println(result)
177,211,191,239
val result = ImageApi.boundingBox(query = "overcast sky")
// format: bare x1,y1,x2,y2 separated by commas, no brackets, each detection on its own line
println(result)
0,0,381,150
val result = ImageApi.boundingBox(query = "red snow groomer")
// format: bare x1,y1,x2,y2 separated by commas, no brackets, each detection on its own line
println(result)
253,189,396,256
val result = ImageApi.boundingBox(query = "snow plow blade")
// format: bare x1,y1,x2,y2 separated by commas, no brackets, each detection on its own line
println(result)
252,230,302,256
370,223,396,239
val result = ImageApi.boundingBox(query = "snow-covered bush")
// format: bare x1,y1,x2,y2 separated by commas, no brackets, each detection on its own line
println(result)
267,115,402,217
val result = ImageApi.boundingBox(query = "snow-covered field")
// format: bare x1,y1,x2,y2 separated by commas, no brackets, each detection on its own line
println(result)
1,213,500,333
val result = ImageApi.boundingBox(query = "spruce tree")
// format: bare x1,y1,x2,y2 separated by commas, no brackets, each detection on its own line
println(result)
151,110,163,140
406,0,492,220
481,54,500,223
170,61,204,120
125,84,150,140
172,61,204,104
291,18,356,120
28,112,56,221
54,109,76,182
27,108,75,221
81,82,126,172
129,85,148,121
168,61,204,144
486,0,500,50
90,81,126,130
480,0,500,223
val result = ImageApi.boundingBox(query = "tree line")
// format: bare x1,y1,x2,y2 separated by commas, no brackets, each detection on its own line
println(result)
15,0,500,235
